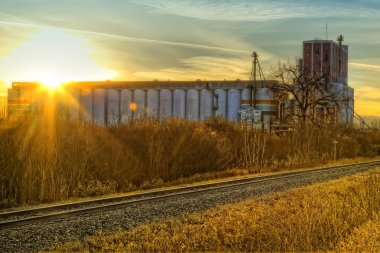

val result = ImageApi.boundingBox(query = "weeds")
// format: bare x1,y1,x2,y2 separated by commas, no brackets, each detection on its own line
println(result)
336,215,380,252
47,170,380,252
0,116,379,207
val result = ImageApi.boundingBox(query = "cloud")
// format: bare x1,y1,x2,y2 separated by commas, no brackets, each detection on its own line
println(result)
135,0,379,21
0,28,116,83
134,56,251,80
355,101,380,116
356,86,380,100
353,87,380,116
349,62,380,71
0,19,250,55
0,15,275,82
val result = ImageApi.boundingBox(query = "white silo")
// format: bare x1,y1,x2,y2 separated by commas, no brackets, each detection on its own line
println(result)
146,89,159,118
200,89,212,120
214,89,227,118
93,89,106,125
80,89,93,122
133,89,146,118
255,88,276,130
107,89,120,125
173,89,185,118
120,89,132,123
186,89,199,120
227,89,240,121
159,89,172,118
241,88,251,101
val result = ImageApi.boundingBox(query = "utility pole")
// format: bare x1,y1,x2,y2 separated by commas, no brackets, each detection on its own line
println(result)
333,140,338,160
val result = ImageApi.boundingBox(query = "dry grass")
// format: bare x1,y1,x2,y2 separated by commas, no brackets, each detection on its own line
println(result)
1,115,380,207
47,169,380,252
336,215,380,252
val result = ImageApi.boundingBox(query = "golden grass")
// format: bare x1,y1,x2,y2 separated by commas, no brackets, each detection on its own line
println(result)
336,215,380,252
3,155,379,214
47,169,380,252
1,116,380,207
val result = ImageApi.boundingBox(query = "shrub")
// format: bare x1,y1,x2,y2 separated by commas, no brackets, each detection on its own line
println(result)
1,116,380,206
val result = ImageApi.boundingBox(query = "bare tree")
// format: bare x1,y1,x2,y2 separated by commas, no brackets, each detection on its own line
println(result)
270,59,344,127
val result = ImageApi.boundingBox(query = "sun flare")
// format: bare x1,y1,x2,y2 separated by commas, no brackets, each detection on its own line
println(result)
0,28,116,86
39,76,63,89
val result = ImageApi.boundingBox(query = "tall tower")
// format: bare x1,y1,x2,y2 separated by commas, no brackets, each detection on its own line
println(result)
301,35,353,125
302,36,348,85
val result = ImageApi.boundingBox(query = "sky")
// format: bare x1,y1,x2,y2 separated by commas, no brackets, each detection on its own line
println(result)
0,0,379,116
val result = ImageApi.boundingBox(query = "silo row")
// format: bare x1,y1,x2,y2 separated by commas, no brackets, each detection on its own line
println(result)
66,87,274,127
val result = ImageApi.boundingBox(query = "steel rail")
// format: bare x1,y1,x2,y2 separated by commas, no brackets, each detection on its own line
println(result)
1,160,379,230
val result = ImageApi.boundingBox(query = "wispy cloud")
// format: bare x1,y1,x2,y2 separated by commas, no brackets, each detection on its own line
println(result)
350,62,380,71
135,0,379,21
355,101,380,116
354,86,380,116
0,19,250,55
134,56,251,80
357,86,380,100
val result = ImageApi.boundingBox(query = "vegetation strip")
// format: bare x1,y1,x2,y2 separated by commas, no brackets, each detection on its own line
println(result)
337,216,380,252
1,160,379,230
2,118,380,208
3,159,379,219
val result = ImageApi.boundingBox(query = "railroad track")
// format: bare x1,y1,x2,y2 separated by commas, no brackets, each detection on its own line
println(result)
1,160,379,230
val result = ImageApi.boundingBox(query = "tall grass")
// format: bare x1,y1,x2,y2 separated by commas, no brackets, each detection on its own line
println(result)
337,215,380,252
47,170,380,252
0,115,379,207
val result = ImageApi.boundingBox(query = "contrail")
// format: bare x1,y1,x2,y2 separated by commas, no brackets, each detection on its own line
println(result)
0,20,251,54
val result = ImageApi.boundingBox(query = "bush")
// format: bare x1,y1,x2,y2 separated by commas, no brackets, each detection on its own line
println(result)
1,116,380,206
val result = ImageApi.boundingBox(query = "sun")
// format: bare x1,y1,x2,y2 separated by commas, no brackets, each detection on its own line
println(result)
42,81,61,89
0,28,116,86
39,75,64,89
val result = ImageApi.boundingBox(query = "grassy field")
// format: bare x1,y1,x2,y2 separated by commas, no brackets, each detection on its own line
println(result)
1,115,380,207
47,169,380,252
337,216,380,252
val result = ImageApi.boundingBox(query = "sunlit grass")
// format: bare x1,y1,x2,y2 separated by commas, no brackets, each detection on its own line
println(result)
46,170,380,252
337,215,380,252
0,114,379,208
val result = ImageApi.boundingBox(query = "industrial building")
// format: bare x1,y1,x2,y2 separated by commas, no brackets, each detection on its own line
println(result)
302,36,353,125
7,80,279,128
303,36,348,85
5,37,355,130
